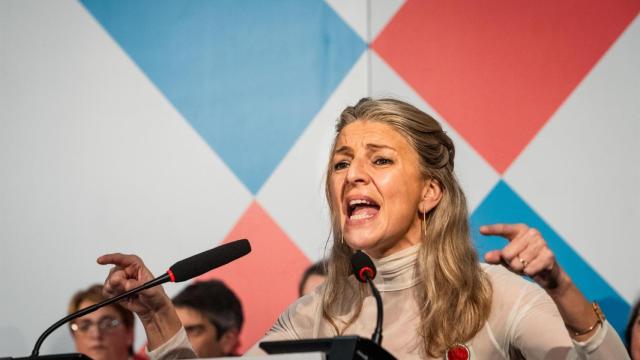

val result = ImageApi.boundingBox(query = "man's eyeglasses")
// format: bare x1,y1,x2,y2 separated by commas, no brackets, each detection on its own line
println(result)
70,317,121,334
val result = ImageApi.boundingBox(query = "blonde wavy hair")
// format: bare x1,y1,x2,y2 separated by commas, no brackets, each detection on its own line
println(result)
322,98,492,357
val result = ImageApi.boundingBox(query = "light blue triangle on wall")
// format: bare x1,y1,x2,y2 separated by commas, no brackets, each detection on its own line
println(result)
81,0,367,194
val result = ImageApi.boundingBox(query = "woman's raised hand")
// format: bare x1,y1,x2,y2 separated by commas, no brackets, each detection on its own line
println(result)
481,223,608,341
481,223,563,291
98,253,183,349
97,253,173,322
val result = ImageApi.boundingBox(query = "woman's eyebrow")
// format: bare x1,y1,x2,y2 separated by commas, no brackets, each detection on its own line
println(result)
334,143,396,154
334,145,352,154
366,143,396,152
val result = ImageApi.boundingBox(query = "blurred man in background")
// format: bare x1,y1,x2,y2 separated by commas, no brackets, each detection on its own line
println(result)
173,280,243,357
298,260,328,297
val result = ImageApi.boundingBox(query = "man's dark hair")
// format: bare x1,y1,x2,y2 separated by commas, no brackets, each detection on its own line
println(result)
173,280,243,339
298,260,328,296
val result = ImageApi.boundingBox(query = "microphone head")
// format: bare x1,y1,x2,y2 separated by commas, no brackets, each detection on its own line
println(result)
167,239,251,282
351,251,376,283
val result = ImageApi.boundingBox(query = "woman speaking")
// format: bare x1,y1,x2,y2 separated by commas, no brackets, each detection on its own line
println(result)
99,98,628,359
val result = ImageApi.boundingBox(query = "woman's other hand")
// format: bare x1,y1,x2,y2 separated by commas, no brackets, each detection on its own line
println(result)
480,223,607,341
480,223,563,291
98,253,182,349
97,253,172,320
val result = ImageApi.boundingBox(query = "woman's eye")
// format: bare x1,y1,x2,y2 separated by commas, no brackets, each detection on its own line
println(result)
374,158,392,166
333,161,349,171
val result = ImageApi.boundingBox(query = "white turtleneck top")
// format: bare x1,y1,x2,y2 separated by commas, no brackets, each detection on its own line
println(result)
149,245,628,359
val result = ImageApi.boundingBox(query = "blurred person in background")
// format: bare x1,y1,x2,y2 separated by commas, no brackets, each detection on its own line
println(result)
627,297,640,359
173,280,243,357
298,260,328,297
68,284,143,360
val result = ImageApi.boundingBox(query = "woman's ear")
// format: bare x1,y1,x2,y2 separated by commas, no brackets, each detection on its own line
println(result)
419,179,443,214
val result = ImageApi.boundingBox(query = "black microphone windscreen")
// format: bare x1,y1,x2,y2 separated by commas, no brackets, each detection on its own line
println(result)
351,251,377,283
168,239,251,282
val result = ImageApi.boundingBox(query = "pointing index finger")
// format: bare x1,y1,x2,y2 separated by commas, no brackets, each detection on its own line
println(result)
479,223,528,241
97,253,135,267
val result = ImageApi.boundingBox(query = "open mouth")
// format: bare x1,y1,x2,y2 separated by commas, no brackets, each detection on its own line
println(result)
346,197,380,221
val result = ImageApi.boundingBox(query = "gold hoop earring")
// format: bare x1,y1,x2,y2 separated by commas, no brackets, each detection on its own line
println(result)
422,210,427,239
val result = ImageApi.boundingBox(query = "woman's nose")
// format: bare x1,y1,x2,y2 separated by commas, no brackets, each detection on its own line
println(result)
86,324,103,339
346,159,369,185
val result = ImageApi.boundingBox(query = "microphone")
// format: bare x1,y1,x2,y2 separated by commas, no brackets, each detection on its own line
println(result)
258,250,395,359
351,251,383,345
167,239,251,282
30,239,251,357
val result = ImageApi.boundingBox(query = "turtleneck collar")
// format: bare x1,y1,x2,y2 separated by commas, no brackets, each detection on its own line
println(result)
366,244,421,292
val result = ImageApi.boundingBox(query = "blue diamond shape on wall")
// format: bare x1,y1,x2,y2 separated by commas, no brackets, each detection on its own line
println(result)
470,180,629,336
81,0,366,193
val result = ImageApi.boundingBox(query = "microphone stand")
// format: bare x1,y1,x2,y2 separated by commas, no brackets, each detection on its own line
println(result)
31,273,170,357
2,239,251,360
261,251,395,359
0,354,91,360
0,274,171,359
364,275,383,345
260,277,395,359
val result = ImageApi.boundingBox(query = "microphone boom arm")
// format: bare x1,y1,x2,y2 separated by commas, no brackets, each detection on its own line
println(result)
366,276,383,345
31,273,170,356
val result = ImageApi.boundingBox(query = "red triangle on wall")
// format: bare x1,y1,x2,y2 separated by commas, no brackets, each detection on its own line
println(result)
373,0,639,173
197,200,311,353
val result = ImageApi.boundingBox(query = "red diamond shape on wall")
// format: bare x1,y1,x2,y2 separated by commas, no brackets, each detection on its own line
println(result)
198,201,310,353
373,0,639,173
